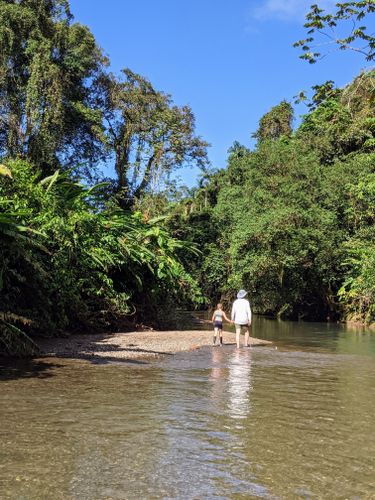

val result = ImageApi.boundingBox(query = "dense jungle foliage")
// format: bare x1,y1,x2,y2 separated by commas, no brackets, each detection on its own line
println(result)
172,70,375,323
0,0,204,354
0,159,203,355
0,0,374,355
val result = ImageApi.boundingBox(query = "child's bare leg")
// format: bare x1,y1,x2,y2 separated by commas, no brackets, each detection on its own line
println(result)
213,327,219,345
219,328,223,345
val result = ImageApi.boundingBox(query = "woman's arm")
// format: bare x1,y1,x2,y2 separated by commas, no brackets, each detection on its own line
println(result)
231,302,236,323
211,311,216,322
247,302,252,325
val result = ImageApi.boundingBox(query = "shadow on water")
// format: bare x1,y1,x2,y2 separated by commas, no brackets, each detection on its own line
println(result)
0,336,165,379
35,330,176,367
51,341,172,362
0,358,60,381
86,343,173,357
52,352,151,366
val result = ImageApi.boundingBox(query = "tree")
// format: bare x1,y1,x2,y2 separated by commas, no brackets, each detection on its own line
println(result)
253,101,294,142
294,1,375,64
0,159,203,354
294,80,342,110
338,171,375,323
297,70,375,162
174,70,374,322
0,0,106,173
98,69,209,205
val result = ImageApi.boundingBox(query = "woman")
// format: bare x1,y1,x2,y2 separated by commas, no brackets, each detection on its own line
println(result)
231,290,252,348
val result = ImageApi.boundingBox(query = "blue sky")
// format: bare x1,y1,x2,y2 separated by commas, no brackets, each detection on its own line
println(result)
70,0,371,187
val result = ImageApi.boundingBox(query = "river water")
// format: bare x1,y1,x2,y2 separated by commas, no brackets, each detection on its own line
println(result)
0,317,374,499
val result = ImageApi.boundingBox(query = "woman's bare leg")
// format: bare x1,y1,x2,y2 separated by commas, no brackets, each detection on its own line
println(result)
244,328,249,347
235,325,241,348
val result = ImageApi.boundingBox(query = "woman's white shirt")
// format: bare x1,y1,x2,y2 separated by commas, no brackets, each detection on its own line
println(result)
231,298,252,325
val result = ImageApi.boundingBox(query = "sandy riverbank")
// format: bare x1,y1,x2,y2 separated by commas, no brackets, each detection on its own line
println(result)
38,329,272,362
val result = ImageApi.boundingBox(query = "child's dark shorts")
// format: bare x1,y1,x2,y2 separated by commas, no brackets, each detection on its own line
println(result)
214,321,223,329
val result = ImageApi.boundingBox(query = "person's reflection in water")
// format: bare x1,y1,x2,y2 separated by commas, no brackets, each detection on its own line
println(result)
228,349,252,423
209,346,226,409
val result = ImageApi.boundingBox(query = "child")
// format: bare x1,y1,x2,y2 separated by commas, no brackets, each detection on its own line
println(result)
211,303,231,346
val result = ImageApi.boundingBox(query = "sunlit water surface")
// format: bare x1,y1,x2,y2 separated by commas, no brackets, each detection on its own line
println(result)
1,317,374,499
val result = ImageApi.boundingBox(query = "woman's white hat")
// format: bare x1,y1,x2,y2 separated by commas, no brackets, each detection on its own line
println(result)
237,289,247,299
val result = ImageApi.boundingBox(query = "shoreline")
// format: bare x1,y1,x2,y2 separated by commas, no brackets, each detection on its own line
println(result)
345,320,375,330
36,329,272,362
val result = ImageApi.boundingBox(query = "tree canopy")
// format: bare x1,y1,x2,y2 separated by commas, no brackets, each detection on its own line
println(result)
170,70,375,324
294,1,375,64
253,101,294,142
0,0,207,355
98,69,208,205
0,0,106,173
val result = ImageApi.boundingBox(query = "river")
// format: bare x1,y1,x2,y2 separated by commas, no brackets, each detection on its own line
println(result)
0,316,374,499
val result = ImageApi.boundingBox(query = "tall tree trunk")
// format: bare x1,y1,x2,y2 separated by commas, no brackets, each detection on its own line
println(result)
133,153,156,199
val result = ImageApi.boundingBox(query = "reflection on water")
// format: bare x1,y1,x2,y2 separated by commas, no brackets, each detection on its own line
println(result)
228,349,252,421
209,346,225,406
0,320,375,499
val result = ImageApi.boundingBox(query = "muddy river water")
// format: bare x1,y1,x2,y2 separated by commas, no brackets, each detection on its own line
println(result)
1,317,374,499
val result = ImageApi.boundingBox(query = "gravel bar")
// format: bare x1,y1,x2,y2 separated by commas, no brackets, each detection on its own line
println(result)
38,329,272,362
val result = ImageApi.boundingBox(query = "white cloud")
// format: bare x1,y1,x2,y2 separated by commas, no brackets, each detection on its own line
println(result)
250,0,336,22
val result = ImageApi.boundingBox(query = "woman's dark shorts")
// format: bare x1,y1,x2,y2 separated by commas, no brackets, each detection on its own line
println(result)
214,321,223,329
